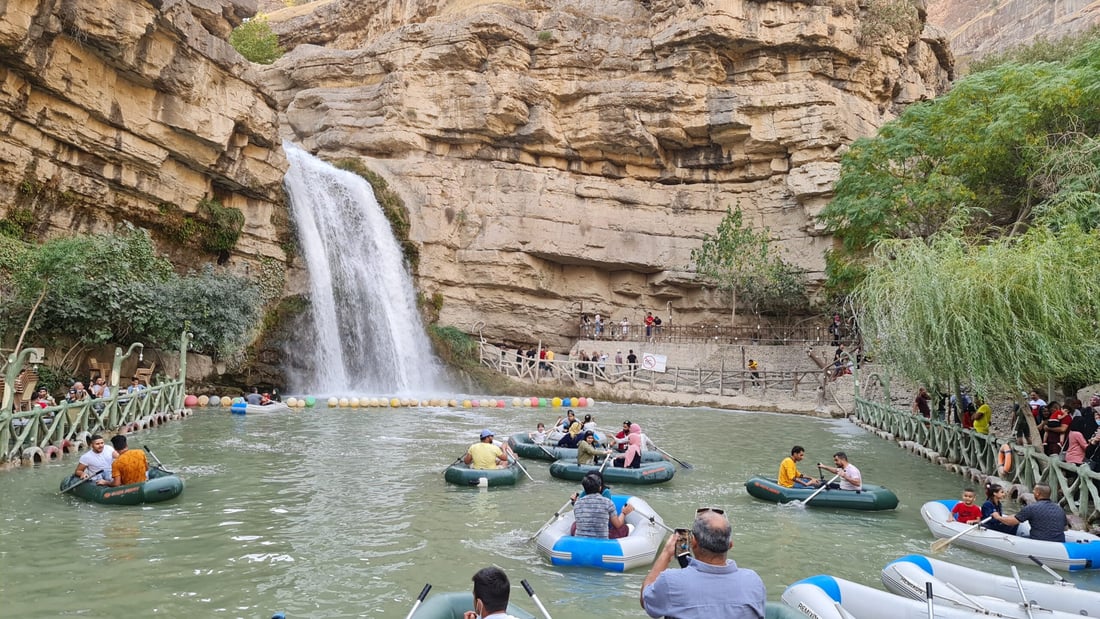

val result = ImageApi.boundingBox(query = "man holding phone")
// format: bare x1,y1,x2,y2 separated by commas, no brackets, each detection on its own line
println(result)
641,507,766,618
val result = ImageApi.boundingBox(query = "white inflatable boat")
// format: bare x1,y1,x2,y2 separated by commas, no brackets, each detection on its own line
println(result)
535,494,665,572
883,554,1100,617
783,573,1082,619
921,500,1100,572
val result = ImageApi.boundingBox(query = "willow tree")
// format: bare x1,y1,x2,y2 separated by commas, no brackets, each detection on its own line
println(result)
855,227,1100,444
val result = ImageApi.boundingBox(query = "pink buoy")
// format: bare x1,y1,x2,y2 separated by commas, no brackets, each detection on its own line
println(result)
497,400,505,408
184,395,198,407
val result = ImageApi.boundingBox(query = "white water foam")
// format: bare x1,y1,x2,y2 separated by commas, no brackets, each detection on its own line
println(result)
282,143,446,394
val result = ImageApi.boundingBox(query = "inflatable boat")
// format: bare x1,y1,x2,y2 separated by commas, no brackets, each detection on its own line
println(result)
921,500,1100,571
230,402,292,414
783,573,1081,619
744,476,899,510
883,554,1100,617
444,462,522,487
508,433,663,463
60,466,184,505
535,494,665,571
548,460,675,485
409,592,535,618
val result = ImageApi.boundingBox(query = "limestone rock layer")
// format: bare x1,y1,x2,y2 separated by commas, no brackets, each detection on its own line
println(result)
265,0,952,347
0,0,287,269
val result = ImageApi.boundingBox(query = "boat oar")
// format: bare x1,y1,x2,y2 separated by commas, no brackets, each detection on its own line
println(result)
650,442,693,469
1027,555,1071,585
143,445,174,474
535,443,557,459
925,582,934,619
443,454,464,473
506,450,534,482
59,476,92,495
930,516,993,553
403,583,431,619
528,498,574,541
630,505,676,534
789,473,840,508
521,579,553,619
1010,566,1035,619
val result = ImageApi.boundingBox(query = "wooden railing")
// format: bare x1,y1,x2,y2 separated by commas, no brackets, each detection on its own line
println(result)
481,342,827,397
0,332,193,466
577,321,858,346
853,398,1100,521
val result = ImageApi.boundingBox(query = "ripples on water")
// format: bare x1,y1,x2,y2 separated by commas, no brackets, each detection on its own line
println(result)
1,402,1098,617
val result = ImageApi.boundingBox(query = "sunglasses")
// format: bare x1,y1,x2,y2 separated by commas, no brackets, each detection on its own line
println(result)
696,507,725,515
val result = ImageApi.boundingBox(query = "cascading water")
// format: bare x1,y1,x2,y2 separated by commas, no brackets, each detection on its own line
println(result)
282,142,446,395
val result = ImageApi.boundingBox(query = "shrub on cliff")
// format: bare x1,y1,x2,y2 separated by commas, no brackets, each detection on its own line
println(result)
0,228,261,357
230,14,284,65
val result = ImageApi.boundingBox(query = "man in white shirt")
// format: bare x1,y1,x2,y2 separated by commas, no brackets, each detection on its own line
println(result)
818,451,862,490
73,435,116,484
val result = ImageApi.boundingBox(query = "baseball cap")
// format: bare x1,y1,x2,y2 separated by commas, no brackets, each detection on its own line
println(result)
480,429,495,439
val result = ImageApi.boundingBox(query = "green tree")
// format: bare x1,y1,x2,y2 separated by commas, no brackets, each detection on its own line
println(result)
854,227,1100,445
229,14,284,65
691,207,806,322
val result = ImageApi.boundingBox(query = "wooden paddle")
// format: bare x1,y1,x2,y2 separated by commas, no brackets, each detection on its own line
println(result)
790,473,840,507
143,445,174,474
521,579,554,619
931,516,993,553
402,583,431,619
59,475,92,495
528,498,574,541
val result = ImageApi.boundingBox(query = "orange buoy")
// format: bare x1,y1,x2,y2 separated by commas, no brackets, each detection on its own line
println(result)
997,443,1014,474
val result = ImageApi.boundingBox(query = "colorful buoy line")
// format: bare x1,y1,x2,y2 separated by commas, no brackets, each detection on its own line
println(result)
183,394,596,409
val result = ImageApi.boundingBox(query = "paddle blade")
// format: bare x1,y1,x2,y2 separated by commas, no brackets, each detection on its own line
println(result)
930,537,952,553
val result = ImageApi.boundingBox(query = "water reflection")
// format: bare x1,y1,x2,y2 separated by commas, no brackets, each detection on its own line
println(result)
0,402,1097,617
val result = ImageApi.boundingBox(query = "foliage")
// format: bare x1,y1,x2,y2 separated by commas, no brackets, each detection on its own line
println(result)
820,39,1100,302
969,25,1100,75
854,227,1100,395
691,207,807,320
229,14,284,65
429,325,477,367
0,208,35,239
158,199,245,256
858,0,921,45
0,229,260,357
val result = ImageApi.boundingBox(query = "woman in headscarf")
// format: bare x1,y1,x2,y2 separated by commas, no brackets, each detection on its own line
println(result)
557,421,583,448
614,432,642,468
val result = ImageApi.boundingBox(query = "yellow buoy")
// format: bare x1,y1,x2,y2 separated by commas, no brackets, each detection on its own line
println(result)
220,396,231,407
197,395,210,406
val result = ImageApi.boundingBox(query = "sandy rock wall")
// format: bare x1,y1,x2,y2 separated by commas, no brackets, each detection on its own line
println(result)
264,0,952,349
0,0,288,269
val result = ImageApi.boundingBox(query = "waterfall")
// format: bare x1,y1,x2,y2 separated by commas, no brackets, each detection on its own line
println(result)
282,143,446,395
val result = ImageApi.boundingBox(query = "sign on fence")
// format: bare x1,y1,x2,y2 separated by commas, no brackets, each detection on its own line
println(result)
640,352,667,373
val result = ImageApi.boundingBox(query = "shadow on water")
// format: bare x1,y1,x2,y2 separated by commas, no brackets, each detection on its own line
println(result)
1,402,1097,617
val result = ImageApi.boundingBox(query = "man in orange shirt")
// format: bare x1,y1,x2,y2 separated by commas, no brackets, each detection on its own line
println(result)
109,434,148,486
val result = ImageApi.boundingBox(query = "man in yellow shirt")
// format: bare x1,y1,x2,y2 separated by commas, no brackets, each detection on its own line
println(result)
109,434,148,486
464,430,510,470
973,396,992,435
778,445,822,488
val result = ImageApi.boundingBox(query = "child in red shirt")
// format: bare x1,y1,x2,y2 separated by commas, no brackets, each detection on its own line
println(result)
950,488,982,524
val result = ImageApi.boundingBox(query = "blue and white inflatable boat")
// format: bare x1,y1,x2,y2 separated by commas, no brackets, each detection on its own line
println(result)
534,495,665,571
921,500,1100,572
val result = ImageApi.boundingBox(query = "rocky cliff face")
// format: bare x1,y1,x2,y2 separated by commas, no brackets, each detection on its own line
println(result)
264,0,953,349
0,0,287,270
927,0,1100,69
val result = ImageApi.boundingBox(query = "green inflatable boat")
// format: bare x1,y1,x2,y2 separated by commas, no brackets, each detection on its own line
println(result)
744,476,899,511
548,460,675,485
444,462,523,487
409,592,535,618
60,467,184,505
508,433,664,463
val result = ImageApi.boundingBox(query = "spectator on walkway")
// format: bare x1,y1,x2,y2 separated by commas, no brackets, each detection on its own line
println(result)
580,313,591,337
627,350,638,375
594,313,604,338
1040,402,1069,456
747,359,761,387
615,350,623,373
972,396,991,434
645,312,655,339
621,316,630,339
1064,416,1090,465
1028,390,1048,422
829,313,843,345
912,387,931,419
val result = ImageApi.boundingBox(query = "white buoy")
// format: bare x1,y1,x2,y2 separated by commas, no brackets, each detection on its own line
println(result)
327,397,339,407
349,397,360,408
